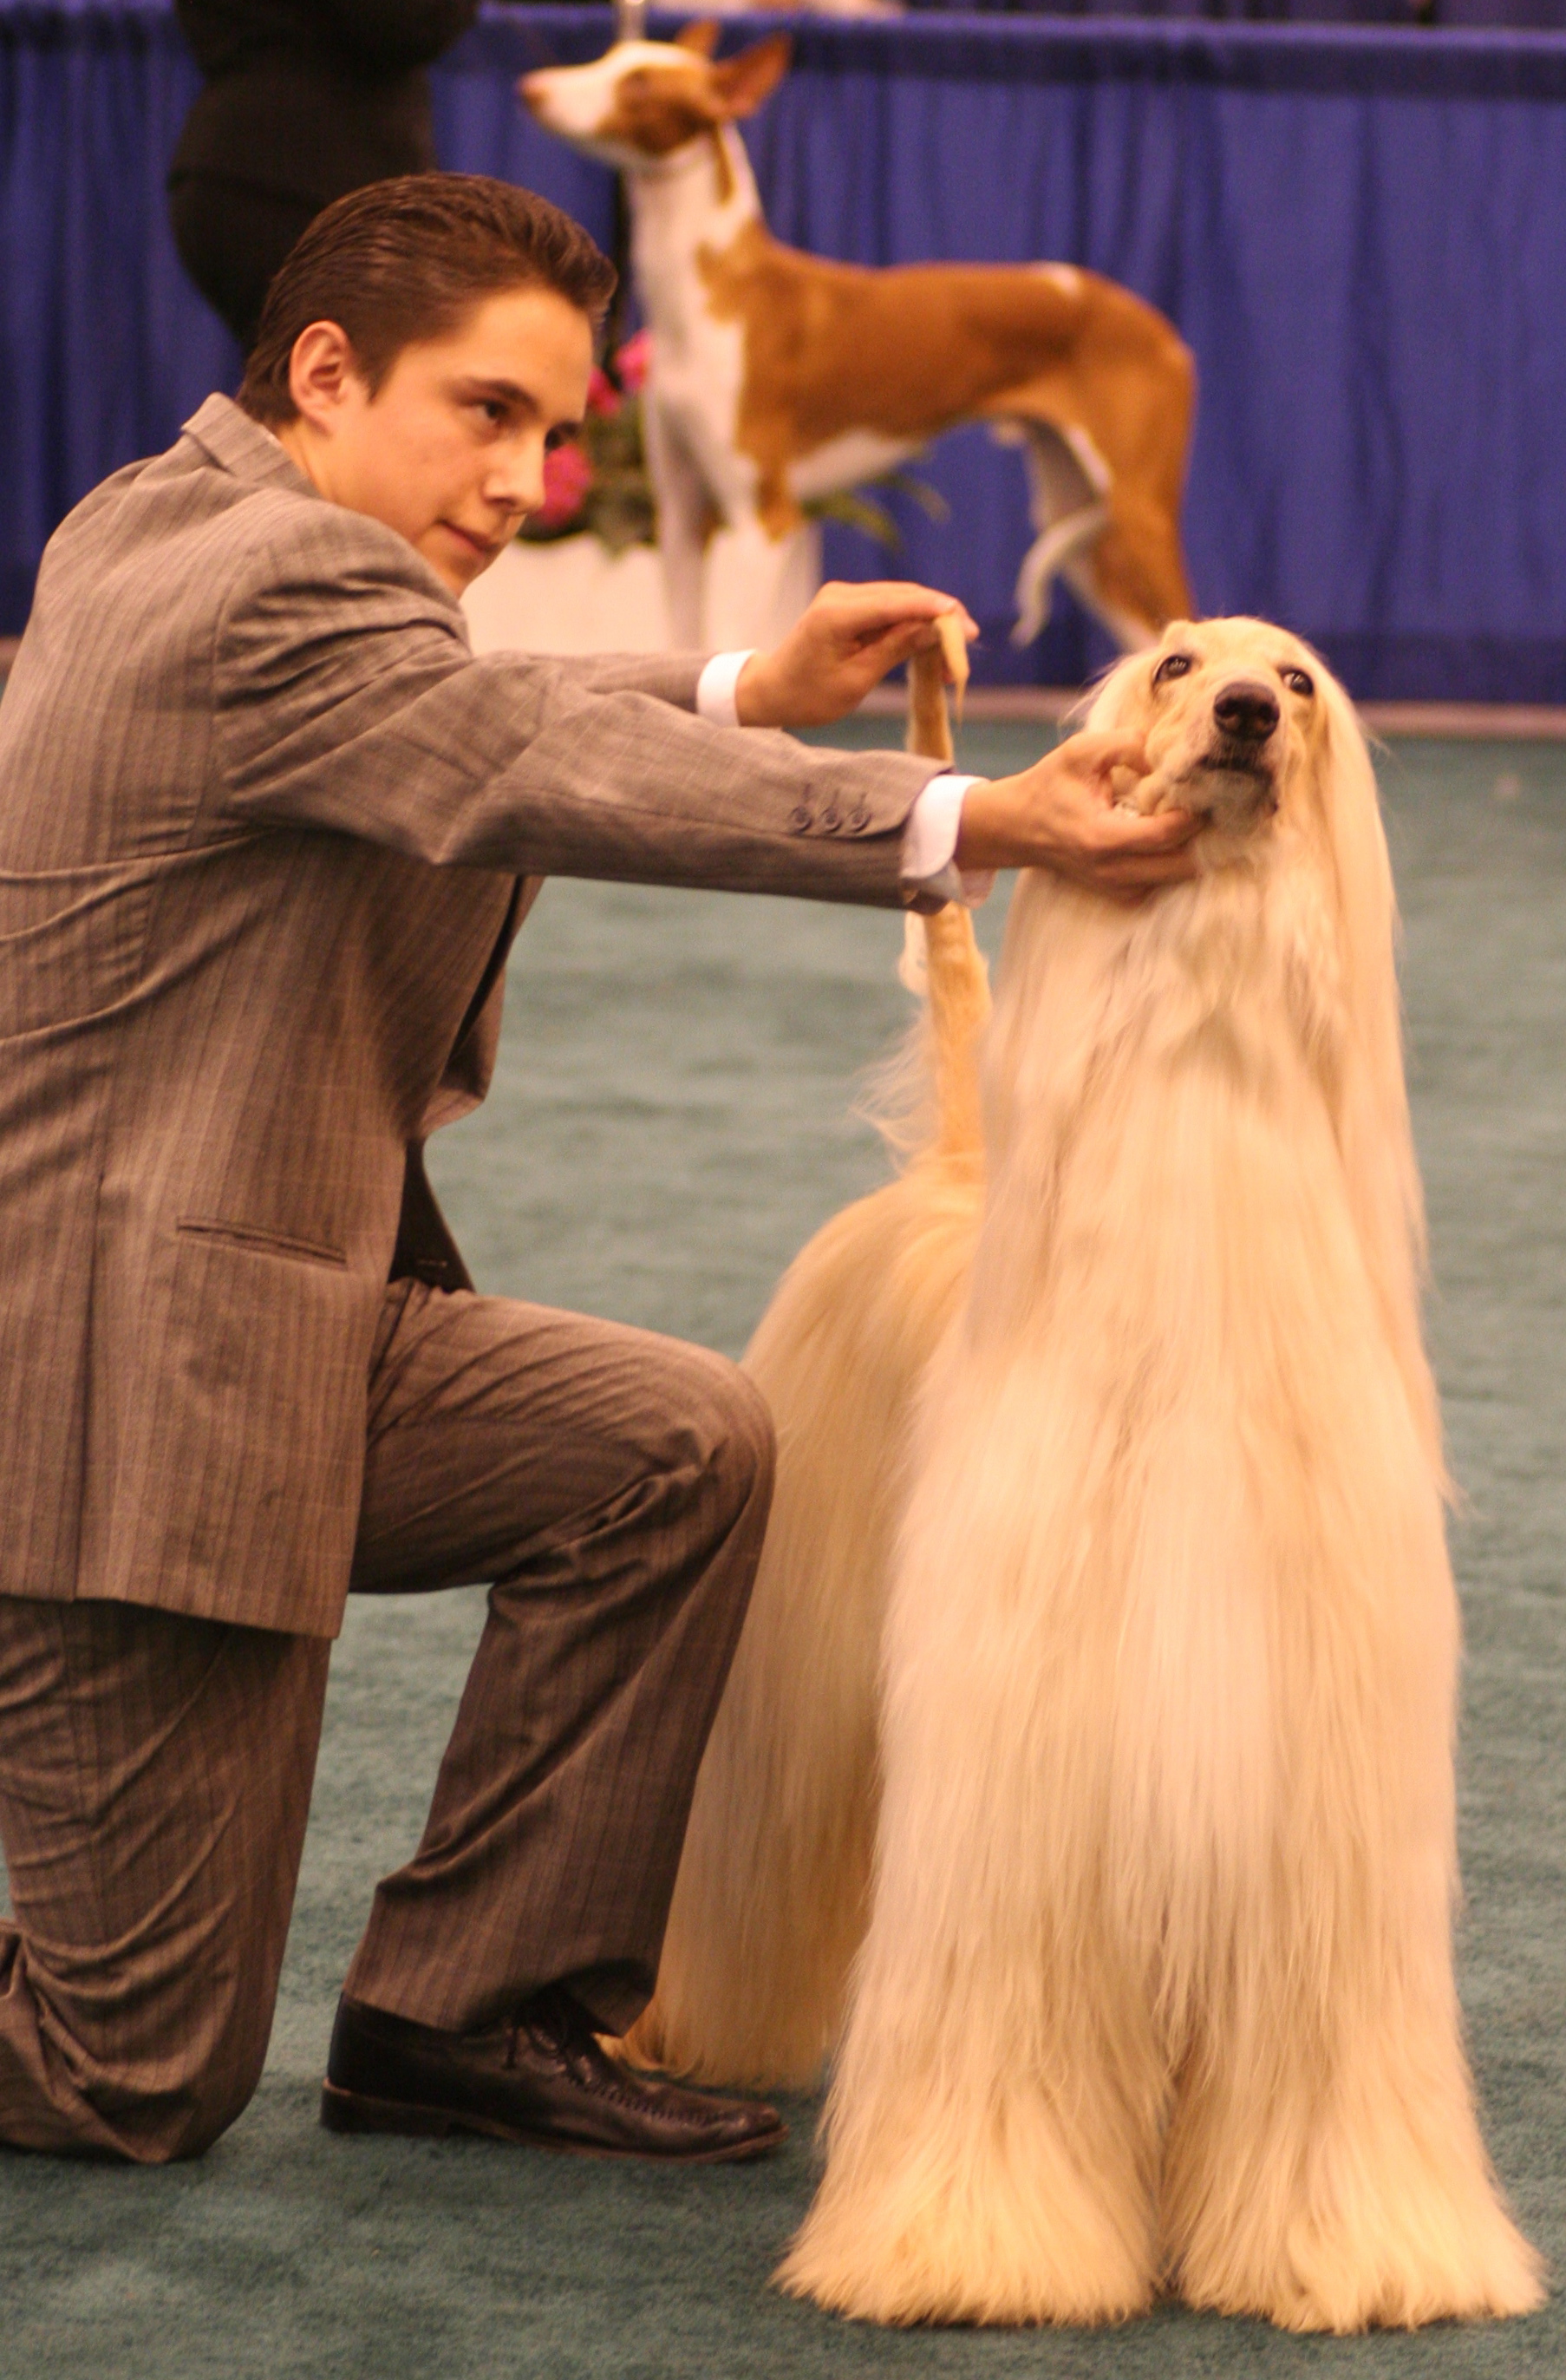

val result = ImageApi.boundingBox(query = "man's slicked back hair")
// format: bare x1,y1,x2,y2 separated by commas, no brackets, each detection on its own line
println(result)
238,173,617,425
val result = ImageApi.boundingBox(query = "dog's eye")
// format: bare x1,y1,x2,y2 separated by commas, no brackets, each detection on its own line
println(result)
1153,653,1193,686
1282,667,1315,698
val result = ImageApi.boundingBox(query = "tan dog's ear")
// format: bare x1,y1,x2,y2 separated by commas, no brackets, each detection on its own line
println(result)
1306,659,1438,1462
674,20,722,57
709,33,793,120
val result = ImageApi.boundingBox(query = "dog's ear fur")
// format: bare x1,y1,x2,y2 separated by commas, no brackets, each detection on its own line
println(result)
1308,665,1441,1468
1078,646,1158,736
709,33,793,120
675,20,722,57
1081,637,1439,1470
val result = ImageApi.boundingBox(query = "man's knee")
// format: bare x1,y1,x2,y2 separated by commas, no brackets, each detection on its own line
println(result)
0,1944,279,2165
100,2069,262,2166
145,2018,271,2162
0,2038,268,2168
675,1350,775,1540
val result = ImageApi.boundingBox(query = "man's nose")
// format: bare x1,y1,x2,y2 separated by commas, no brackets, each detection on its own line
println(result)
1212,682,1280,743
489,441,545,519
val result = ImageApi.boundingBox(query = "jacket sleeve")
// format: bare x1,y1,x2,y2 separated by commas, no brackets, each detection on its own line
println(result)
209,506,942,909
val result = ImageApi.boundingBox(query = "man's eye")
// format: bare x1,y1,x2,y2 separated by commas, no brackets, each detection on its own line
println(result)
545,427,576,452
1282,666,1315,697
1153,652,1193,685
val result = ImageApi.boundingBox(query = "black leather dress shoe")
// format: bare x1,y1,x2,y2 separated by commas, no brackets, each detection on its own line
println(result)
321,1987,786,2163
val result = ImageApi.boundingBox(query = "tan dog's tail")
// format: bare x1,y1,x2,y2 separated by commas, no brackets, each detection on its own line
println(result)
897,626,990,1165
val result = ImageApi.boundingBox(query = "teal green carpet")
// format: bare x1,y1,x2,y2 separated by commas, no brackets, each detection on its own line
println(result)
1,723,1562,2377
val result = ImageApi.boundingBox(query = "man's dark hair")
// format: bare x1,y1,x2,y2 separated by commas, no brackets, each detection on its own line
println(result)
238,173,617,424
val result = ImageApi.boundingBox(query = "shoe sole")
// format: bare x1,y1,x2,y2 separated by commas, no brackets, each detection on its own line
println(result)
320,2078,786,2164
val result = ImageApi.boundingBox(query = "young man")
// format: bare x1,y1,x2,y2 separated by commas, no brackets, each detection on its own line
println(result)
0,176,1195,2168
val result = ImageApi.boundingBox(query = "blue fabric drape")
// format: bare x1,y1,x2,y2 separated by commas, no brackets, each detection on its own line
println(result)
900,0,1566,24
4,3,1566,697
0,3,234,631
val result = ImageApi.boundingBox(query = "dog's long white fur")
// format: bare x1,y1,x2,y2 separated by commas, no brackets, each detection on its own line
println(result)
634,620,1543,2330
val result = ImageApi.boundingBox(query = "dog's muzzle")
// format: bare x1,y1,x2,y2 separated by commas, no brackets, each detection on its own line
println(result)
1212,682,1280,745
1191,680,1282,827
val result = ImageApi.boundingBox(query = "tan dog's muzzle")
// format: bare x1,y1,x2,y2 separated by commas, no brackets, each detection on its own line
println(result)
1194,676,1282,827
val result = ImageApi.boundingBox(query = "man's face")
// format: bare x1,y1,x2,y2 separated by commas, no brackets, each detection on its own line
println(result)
281,284,593,593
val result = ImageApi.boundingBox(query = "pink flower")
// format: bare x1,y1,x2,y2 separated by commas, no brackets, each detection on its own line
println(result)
534,441,593,530
614,330,652,394
586,365,621,417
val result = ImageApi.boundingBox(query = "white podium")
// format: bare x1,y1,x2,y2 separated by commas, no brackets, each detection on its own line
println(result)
460,524,821,657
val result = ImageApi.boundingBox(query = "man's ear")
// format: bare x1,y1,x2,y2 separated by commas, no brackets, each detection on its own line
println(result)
708,33,792,121
674,19,722,57
287,320,362,428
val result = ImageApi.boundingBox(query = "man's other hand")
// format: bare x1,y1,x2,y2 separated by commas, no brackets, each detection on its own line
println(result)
956,732,1202,899
734,582,977,729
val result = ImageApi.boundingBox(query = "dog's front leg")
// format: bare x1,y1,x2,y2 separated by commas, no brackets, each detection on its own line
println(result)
1165,1895,1545,2330
1160,1537,1545,2333
643,399,712,650
780,1732,1163,2323
778,1376,1166,2327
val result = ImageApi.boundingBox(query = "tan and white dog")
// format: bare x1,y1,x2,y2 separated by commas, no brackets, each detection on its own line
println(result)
630,620,1544,2331
521,28,1195,652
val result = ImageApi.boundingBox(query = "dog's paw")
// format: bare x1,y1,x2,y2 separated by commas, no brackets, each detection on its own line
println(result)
1283,2225,1545,2333
1182,2194,1546,2332
778,2180,1155,2327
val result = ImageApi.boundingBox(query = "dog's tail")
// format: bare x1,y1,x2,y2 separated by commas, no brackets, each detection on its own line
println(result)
882,638,991,1166
893,906,989,1162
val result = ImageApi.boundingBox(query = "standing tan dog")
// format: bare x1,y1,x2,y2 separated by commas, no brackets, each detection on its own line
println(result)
631,620,1544,2331
521,27,1195,652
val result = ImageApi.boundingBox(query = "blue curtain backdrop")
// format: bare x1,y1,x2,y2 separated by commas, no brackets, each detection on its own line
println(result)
901,0,1566,22
3,3,1565,696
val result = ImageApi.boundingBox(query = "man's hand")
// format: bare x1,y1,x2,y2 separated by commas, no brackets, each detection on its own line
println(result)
734,581,977,729
956,731,1202,897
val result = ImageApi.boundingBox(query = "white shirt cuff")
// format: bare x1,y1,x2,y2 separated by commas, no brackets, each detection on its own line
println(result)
695,668,993,907
901,774,995,907
695,649,757,728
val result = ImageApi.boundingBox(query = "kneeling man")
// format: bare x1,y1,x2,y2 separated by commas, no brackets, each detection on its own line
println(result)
0,174,1195,2165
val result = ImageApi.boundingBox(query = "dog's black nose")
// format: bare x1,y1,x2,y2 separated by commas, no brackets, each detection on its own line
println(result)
1212,682,1280,742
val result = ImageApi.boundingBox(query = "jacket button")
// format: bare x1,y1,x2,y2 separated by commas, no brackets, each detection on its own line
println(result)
788,805,812,831
846,803,871,833
820,807,841,833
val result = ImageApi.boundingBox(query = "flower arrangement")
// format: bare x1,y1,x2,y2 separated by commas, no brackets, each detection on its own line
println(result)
520,326,946,555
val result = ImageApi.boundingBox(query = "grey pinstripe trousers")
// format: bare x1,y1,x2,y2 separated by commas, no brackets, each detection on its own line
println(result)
0,1281,773,2163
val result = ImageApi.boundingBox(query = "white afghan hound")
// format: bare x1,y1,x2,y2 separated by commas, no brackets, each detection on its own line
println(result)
632,619,1544,2331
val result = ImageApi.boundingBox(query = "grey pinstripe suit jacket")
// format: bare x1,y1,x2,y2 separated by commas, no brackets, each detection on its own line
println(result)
0,395,937,1637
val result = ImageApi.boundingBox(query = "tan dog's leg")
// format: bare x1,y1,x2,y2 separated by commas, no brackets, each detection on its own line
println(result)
779,1364,1163,2324
1168,1938,1545,2331
1159,1481,1544,2328
1067,497,1193,651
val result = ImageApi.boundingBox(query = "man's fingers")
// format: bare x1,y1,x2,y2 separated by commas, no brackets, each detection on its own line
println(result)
821,582,977,645
1100,841,1204,886
850,619,936,675
848,618,967,665
1060,729,1151,778
1093,801,1204,850
837,579,975,624
844,626,920,677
